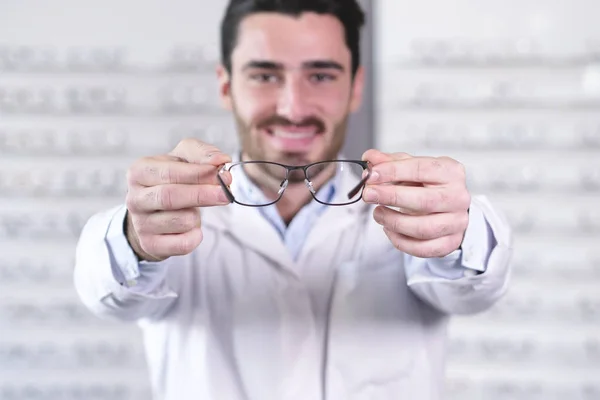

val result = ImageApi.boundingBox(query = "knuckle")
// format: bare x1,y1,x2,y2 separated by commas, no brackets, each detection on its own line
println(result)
125,167,137,186
125,192,135,211
418,220,437,240
137,234,156,256
125,191,141,212
126,160,144,185
195,186,214,205
391,215,403,234
134,214,152,235
414,223,429,240
434,220,451,238
157,186,173,209
414,158,427,181
391,188,401,207
179,209,201,231
392,162,403,181
131,157,155,183
436,188,450,206
420,192,436,213
173,238,190,255
430,158,443,170
159,164,174,184
143,162,159,180
456,161,467,179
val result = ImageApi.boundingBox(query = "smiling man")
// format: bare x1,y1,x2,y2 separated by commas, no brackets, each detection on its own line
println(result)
74,1,512,399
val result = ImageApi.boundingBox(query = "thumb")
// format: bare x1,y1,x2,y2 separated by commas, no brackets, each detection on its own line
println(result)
361,149,412,165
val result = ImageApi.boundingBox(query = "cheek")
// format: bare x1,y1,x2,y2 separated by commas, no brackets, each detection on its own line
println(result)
320,100,349,127
233,87,276,126
320,86,352,114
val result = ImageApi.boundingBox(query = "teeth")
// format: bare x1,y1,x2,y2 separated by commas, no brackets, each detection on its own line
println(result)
272,130,315,139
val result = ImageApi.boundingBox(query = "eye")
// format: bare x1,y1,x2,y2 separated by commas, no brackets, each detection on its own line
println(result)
250,73,280,83
310,73,336,83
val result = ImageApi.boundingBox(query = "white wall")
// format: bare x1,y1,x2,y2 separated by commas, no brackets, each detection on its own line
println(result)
0,1,599,399
376,0,600,399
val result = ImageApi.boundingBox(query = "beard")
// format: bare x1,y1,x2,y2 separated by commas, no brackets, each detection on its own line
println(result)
231,105,349,184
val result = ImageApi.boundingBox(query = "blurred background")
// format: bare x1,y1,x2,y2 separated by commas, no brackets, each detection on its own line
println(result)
1,0,599,399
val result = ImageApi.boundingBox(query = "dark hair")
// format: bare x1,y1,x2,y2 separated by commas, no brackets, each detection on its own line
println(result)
220,0,365,77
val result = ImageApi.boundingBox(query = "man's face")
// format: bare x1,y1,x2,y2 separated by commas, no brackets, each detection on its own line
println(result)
217,11,364,176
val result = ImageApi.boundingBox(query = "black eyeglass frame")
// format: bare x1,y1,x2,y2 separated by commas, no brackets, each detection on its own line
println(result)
216,159,372,207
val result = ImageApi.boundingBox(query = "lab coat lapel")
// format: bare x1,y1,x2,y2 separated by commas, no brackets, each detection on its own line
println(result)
299,165,371,260
228,203,297,273
201,203,298,275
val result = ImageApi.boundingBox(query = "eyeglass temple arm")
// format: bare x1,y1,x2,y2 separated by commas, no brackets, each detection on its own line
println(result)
347,163,371,199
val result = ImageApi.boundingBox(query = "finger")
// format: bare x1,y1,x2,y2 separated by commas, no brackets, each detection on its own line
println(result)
363,185,470,214
127,184,230,212
135,209,201,235
369,157,464,185
372,206,468,240
129,158,232,187
382,228,464,258
138,228,204,259
169,138,231,166
362,149,412,165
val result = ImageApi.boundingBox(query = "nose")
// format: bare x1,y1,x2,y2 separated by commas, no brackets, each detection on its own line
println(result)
276,76,314,123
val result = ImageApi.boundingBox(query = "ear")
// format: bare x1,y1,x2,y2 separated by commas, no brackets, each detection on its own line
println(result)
349,65,365,113
216,64,233,110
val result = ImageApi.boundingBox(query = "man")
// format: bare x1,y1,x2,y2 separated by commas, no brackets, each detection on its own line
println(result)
74,0,512,399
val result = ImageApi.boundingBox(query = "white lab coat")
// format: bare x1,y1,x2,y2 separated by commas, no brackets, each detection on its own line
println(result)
73,163,512,400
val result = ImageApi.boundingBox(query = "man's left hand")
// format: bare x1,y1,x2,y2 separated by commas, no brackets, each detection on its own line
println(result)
361,149,471,259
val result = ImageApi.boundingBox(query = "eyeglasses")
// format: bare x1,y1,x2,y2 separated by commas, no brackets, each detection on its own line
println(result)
217,160,371,207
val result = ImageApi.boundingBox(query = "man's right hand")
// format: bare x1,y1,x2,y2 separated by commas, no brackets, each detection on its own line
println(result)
124,139,233,262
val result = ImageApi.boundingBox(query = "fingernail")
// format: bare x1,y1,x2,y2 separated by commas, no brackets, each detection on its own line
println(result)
368,171,379,183
373,206,384,222
218,189,231,204
363,187,377,203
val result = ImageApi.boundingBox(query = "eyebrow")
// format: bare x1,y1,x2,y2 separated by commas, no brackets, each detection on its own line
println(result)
242,60,345,72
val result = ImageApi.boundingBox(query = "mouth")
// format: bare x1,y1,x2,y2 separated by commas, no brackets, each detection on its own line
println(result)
263,125,323,152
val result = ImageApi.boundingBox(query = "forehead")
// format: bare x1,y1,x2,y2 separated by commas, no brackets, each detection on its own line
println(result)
232,12,351,68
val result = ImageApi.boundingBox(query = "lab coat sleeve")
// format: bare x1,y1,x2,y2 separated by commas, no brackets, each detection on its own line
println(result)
403,195,512,315
73,204,179,322
407,201,494,280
